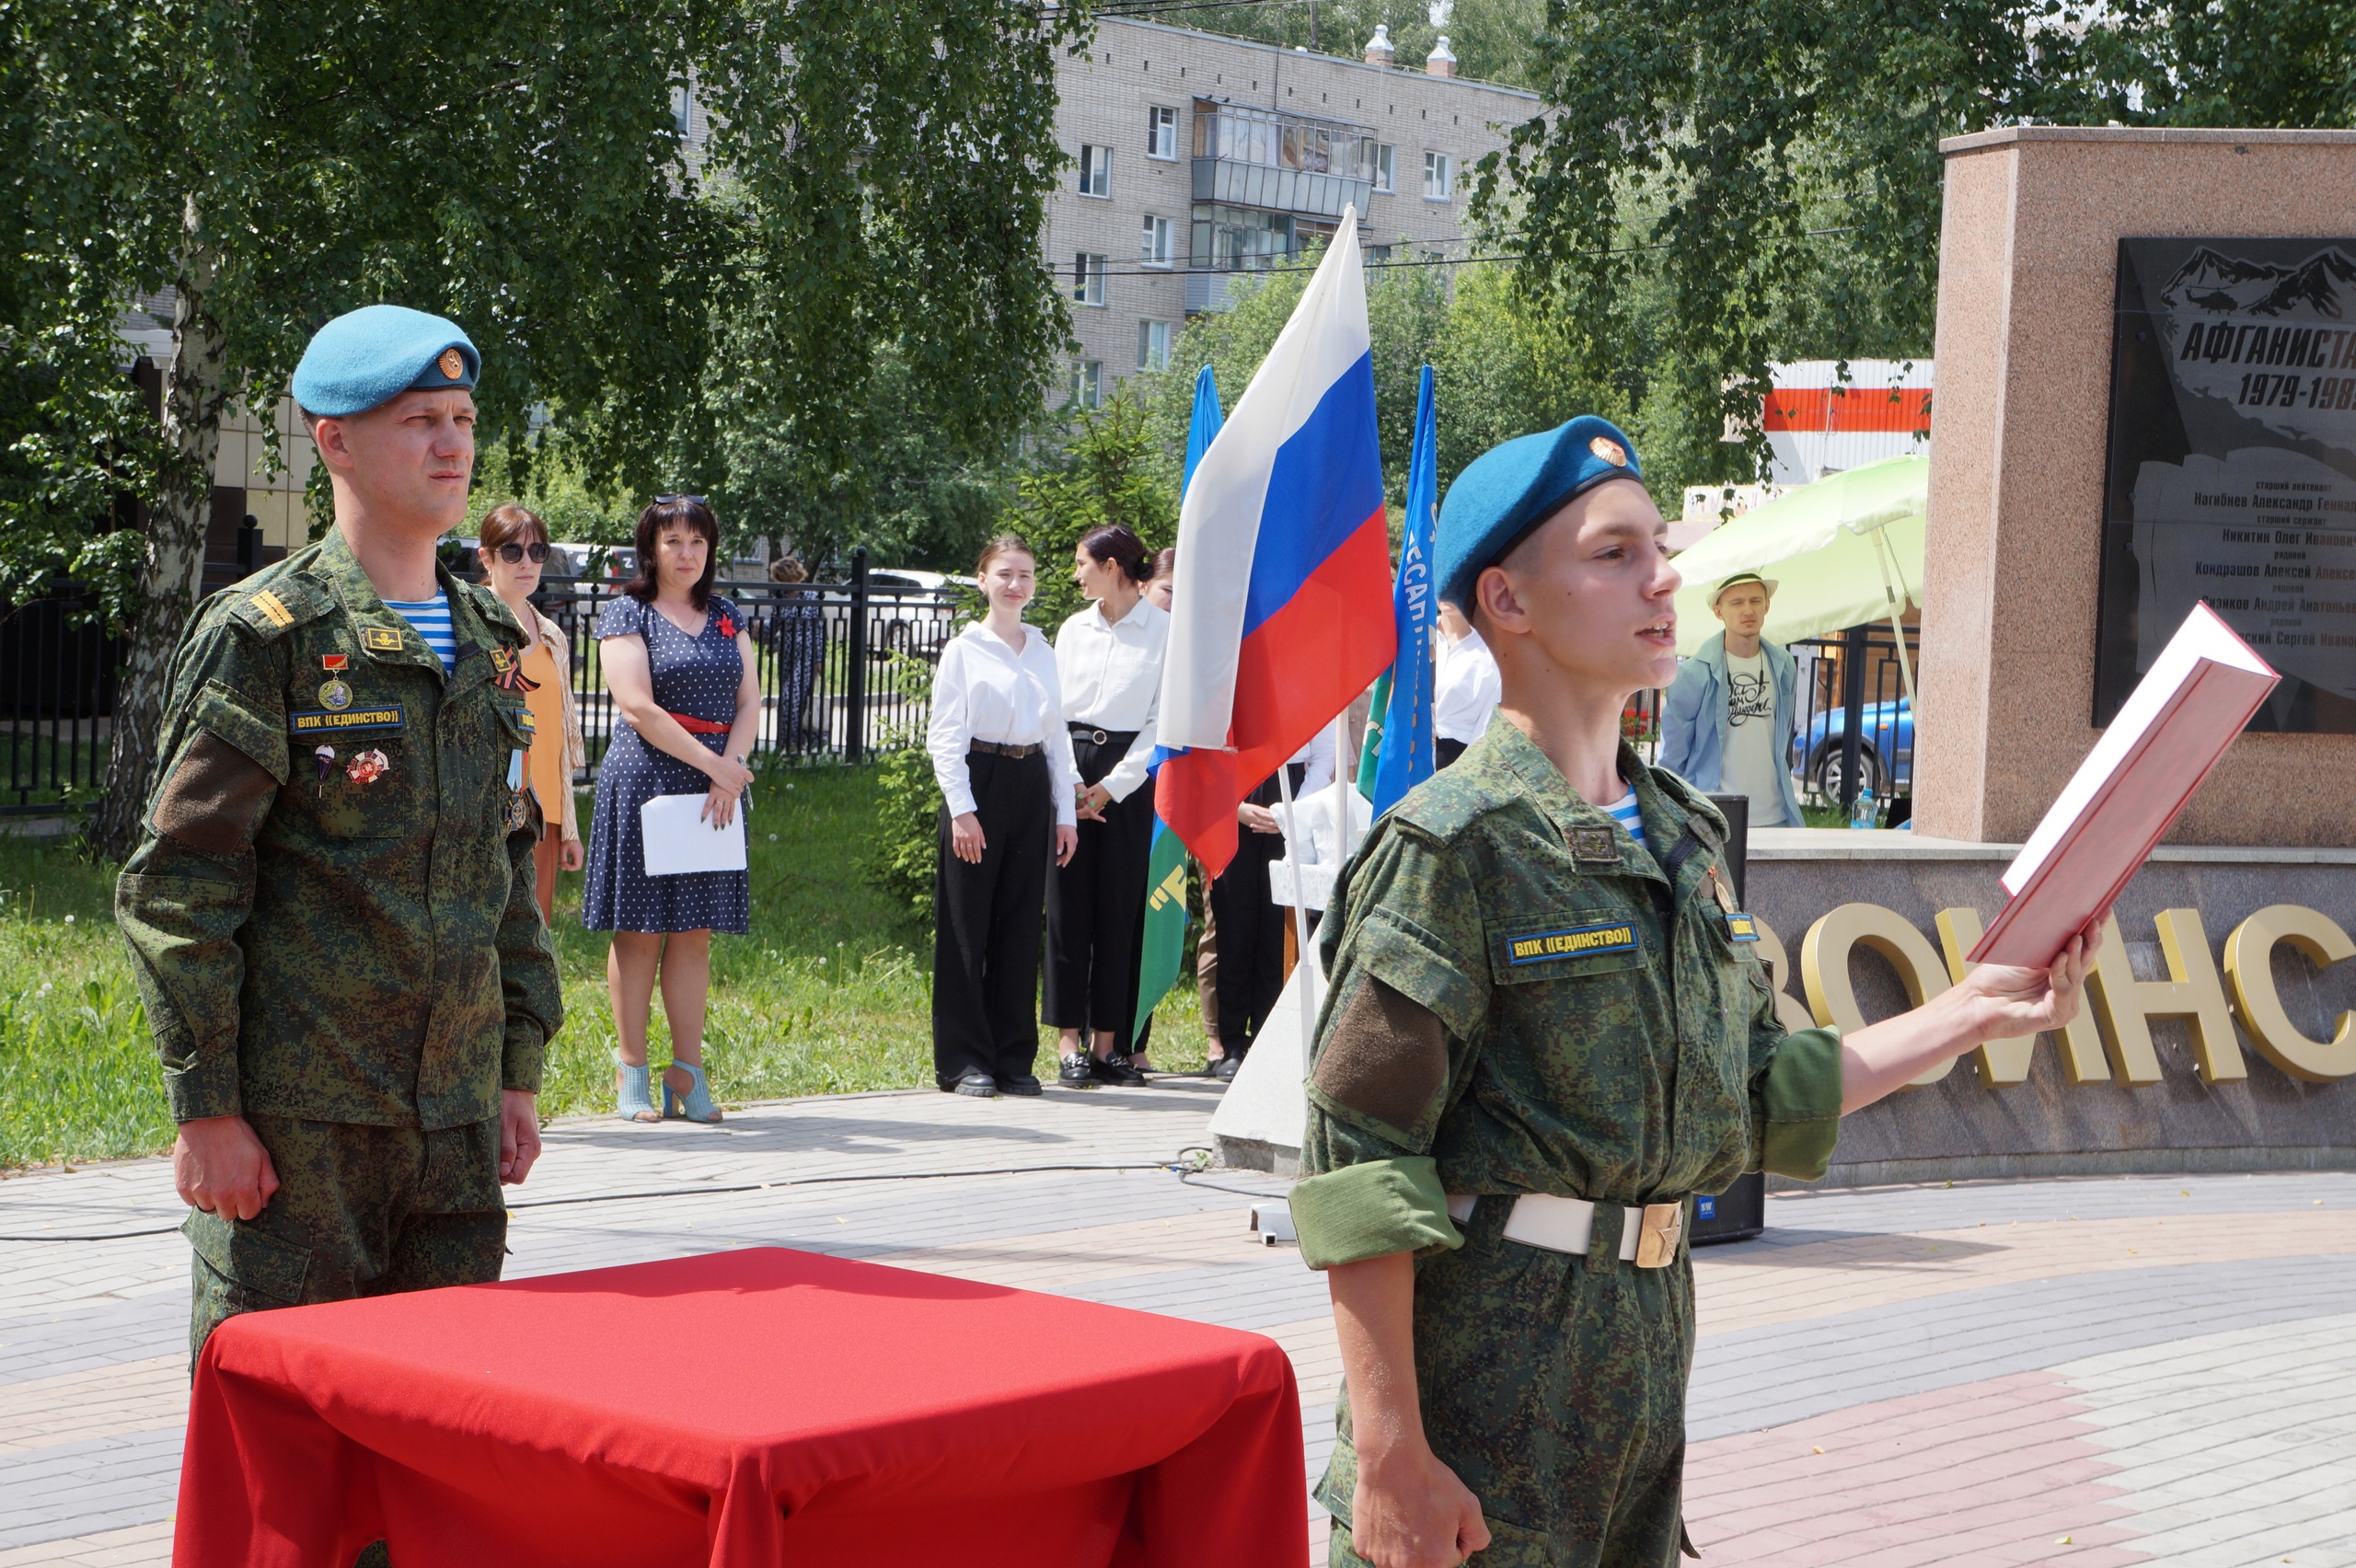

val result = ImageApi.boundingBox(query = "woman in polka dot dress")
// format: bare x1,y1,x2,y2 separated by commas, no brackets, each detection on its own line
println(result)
583,496,758,1125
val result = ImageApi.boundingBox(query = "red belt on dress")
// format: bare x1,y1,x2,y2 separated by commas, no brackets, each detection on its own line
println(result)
666,711,731,735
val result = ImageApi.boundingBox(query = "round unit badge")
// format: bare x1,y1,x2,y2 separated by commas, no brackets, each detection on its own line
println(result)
318,678,352,711
437,347,465,380
1588,434,1628,467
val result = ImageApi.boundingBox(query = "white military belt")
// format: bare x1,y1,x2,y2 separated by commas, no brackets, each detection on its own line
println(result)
1446,1193,1685,1269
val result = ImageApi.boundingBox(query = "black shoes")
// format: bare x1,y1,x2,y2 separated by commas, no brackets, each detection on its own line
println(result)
1057,1053,1099,1089
999,1073,1044,1097
948,1070,998,1098
1210,1052,1246,1082
1090,1053,1149,1087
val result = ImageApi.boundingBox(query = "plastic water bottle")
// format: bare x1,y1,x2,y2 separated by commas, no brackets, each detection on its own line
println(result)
1850,785,1878,831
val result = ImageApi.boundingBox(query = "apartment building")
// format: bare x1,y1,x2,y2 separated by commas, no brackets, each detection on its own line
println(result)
1045,18,1538,407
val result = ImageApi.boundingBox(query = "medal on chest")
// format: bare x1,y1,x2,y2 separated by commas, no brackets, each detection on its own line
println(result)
504,746,531,830
1708,867,1760,941
345,748,391,786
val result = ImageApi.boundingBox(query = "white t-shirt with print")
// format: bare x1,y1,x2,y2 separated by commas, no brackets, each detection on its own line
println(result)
1719,650,1786,826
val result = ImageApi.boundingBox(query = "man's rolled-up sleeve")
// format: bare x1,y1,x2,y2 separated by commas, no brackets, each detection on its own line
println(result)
1293,826,1489,1270
115,650,286,1124
1744,966,1844,1180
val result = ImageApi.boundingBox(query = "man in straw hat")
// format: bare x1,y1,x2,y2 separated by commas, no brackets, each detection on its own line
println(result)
1657,571,1807,829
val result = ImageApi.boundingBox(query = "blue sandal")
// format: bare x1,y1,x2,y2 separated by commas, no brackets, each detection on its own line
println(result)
615,1055,660,1122
664,1060,723,1124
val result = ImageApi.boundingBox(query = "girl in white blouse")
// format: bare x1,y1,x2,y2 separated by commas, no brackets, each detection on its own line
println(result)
924,536,1080,1098
1045,525,1170,1089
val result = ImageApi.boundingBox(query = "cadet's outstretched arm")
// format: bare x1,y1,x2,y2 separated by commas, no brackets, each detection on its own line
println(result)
1839,925,2100,1113
1327,1252,1491,1568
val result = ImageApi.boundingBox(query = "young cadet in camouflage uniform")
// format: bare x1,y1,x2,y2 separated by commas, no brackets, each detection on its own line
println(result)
115,306,563,1366
1288,417,2099,1568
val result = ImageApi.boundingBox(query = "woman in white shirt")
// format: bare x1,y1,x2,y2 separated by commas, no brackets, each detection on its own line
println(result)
1433,598,1503,767
1045,525,1169,1090
925,536,1080,1098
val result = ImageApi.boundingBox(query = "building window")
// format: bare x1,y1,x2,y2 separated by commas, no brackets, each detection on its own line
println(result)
1139,214,1174,268
1072,252,1108,306
1423,151,1453,202
671,87,693,138
1147,107,1178,160
1369,244,1393,264
1077,144,1113,198
1138,319,1172,372
1367,142,1394,192
1070,360,1103,409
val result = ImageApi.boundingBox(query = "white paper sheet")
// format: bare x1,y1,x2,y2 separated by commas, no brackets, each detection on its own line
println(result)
640,791,747,877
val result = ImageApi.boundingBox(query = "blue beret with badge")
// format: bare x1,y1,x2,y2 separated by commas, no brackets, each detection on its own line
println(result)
1433,415,1644,610
291,305,479,418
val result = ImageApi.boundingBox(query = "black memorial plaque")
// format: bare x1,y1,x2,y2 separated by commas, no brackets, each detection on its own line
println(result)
2096,237,2356,732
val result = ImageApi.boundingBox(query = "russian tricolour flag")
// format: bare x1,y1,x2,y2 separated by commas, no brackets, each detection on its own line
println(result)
1158,215,1395,879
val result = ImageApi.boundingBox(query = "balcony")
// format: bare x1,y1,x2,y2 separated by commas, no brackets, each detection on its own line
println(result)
1191,100,1377,221
1190,159,1372,221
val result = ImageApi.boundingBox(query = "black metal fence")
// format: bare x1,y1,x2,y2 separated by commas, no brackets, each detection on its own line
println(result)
0,550,965,815
0,593,122,813
535,552,964,773
1787,625,1919,817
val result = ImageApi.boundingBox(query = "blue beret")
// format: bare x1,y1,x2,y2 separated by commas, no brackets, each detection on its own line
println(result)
291,305,478,418
1433,416,1643,609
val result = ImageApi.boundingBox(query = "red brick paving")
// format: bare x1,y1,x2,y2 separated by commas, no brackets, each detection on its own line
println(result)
1684,1370,2154,1566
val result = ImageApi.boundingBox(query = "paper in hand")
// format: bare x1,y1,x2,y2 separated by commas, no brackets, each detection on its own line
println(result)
641,791,748,877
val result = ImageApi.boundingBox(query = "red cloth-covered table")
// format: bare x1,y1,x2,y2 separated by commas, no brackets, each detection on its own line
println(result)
178,1247,1304,1566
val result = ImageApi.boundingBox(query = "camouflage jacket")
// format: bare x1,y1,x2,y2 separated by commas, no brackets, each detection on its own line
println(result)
116,527,562,1130
1289,716,1843,1269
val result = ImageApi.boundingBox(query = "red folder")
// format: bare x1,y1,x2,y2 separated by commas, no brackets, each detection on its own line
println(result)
1967,604,2278,968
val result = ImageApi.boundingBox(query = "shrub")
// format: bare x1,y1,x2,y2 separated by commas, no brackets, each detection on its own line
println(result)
860,654,945,917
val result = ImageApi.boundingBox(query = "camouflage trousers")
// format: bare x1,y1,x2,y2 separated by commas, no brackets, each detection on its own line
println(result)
1319,1197,1695,1568
184,1114,508,1369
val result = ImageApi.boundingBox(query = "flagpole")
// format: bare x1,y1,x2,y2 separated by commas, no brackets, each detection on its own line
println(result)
1273,760,1318,1081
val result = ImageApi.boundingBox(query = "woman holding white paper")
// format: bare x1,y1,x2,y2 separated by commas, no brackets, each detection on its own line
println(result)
583,496,758,1124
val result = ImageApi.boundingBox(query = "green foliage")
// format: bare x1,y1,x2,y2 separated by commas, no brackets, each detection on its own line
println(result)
1143,248,1448,504
1009,389,1179,628
859,654,949,919
1476,0,2356,496
6,0,1091,854
701,343,1019,572
864,740,946,921
465,444,635,546
1429,263,1626,493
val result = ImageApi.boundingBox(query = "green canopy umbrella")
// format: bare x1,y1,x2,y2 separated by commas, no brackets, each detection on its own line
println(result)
1669,454,1927,709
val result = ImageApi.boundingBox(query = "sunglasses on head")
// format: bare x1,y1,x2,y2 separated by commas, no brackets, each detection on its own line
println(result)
491,542,551,563
655,494,709,508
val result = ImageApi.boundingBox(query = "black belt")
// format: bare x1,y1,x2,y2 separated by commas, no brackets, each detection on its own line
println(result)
1067,724,1138,747
969,740,1041,759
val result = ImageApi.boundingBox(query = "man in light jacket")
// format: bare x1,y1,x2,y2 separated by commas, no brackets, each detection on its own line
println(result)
1657,571,1807,827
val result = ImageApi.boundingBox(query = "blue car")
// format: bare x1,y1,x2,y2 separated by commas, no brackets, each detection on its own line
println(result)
1792,698,1912,801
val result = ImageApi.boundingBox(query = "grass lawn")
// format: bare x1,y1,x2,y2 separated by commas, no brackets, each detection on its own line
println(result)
0,761,1207,1170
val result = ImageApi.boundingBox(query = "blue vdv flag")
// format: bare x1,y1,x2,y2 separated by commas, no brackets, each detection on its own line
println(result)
1371,364,1439,818
1131,363,1225,1038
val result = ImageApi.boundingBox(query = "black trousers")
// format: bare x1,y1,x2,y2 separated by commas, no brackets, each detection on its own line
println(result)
1435,736,1469,769
1201,765,1302,1054
932,749,1051,1087
1045,730,1155,1036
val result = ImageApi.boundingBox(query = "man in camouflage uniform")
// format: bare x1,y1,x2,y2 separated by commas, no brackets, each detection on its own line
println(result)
1288,417,2097,1568
115,305,563,1367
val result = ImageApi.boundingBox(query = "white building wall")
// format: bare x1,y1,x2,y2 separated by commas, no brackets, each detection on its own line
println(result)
1045,20,1538,405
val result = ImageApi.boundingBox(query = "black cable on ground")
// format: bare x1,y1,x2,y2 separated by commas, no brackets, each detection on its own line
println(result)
0,1148,1270,1243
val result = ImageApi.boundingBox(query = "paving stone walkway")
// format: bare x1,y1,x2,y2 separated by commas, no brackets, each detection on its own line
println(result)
2,1080,2351,1566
